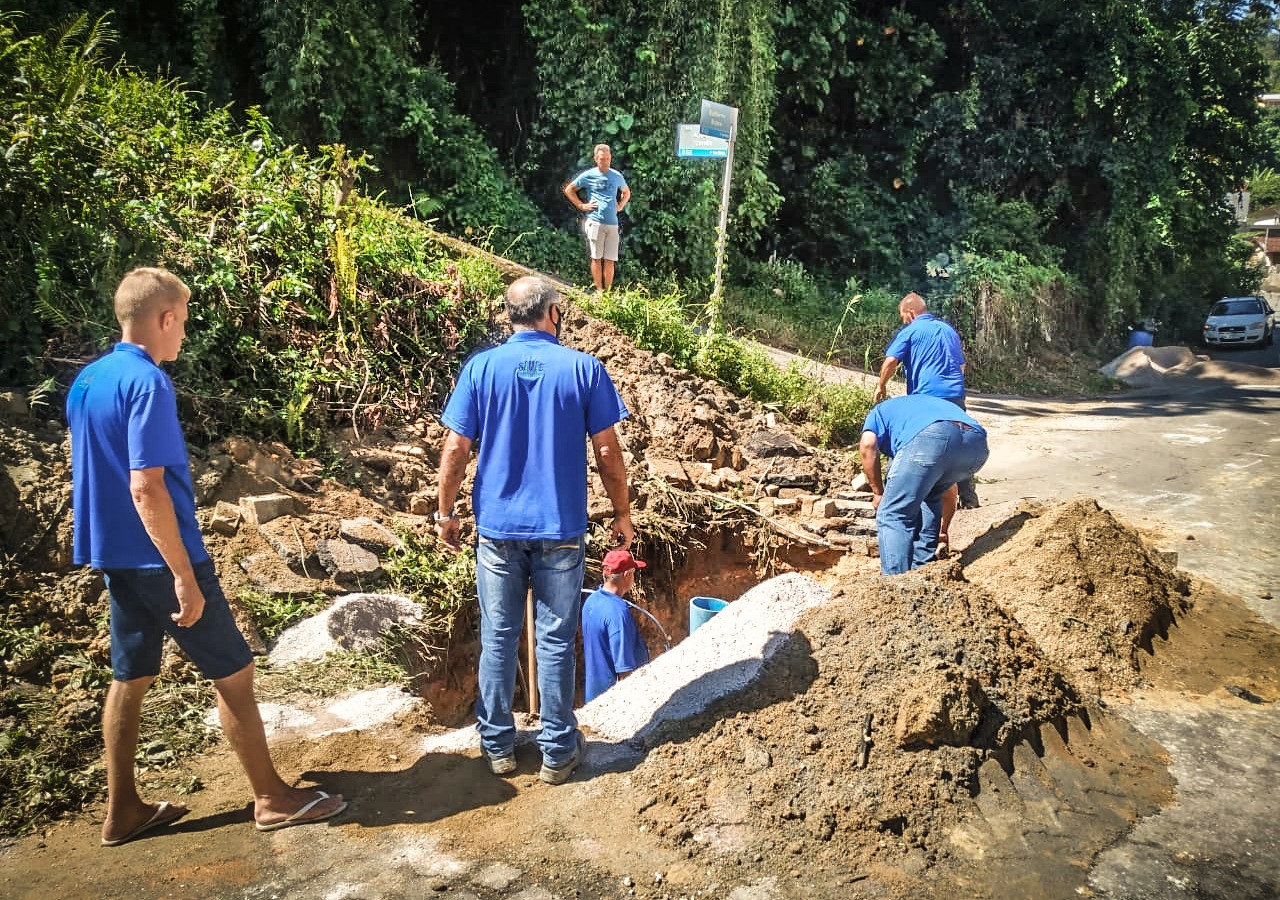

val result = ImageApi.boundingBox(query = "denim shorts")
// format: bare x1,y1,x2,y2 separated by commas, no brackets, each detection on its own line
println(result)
104,560,254,681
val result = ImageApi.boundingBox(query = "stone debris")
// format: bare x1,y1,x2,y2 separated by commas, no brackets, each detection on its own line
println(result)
241,492,295,525
317,538,383,583
268,592,422,665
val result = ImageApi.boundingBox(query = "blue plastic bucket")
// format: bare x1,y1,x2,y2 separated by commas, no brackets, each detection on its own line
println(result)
689,596,728,633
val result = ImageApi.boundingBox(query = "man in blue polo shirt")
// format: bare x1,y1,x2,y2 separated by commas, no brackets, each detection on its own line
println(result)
436,275,633,785
67,267,346,846
859,394,989,575
581,548,650,703
563,143,631,292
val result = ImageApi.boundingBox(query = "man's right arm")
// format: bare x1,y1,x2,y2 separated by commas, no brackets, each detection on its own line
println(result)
130,467,205,626
590,426,633,548
858,431,885,510
435,429,473,553
874,357,899,404
563,179,595,212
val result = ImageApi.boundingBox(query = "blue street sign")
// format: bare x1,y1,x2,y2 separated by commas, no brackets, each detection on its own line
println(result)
675,124,730,159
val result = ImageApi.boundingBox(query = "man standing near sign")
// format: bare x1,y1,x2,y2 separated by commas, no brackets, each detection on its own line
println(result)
563,144,631,292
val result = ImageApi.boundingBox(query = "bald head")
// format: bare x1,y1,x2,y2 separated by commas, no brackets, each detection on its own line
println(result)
898,292,927,324
505,276,559,327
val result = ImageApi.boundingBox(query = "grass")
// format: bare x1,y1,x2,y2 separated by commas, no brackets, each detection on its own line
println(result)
576,282,875,448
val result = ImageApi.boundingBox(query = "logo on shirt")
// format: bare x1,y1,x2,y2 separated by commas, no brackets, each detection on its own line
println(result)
516,359,544,380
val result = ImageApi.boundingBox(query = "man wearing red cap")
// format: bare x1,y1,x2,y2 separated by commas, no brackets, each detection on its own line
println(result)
581,549,650,703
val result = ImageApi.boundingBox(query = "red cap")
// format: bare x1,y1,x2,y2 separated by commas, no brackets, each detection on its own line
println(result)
602,548,647,575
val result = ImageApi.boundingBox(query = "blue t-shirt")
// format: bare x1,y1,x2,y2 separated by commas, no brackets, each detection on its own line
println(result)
862,395,985,457
441,330,629,540
884,313,966,399
66,343,209,569
581,586,650,702
571,167,628,225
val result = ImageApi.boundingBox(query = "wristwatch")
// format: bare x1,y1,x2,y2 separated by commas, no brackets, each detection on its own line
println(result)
433,509,457,523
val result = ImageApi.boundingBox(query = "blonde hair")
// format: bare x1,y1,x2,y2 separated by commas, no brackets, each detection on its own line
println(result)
593,143,611,156
114,267,190,327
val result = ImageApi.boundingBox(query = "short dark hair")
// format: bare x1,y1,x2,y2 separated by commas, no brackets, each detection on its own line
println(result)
506,276,559,326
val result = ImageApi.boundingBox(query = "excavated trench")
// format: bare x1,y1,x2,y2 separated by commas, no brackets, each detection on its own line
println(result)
418,526,835,725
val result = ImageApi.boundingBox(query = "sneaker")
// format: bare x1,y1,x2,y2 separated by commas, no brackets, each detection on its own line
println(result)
483,750,517,776
539,732,585,785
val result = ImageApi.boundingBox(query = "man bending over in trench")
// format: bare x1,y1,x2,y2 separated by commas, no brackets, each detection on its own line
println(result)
859,393,990,575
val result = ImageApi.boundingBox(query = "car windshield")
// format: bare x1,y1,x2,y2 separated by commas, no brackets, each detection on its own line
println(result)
1210,299,1262,316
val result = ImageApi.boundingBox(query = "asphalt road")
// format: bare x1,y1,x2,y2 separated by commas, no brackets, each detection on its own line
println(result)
965,357,1279,900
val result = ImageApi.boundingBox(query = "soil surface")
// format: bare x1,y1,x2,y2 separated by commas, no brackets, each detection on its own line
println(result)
2,326,1279,899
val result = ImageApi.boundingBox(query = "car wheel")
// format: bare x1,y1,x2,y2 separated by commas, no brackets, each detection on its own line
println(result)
1267,328,1275,348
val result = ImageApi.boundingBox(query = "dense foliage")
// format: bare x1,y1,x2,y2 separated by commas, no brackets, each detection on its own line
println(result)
0,13,504,444
8,1,1275,345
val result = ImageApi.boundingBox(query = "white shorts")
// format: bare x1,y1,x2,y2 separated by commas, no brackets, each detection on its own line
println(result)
584,220,620,261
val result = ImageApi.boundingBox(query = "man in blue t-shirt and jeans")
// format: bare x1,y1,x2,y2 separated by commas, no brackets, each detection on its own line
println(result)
436,276,633,784
581,548,651,703
563,143,631,292
67,268,346,846
860,394,990,575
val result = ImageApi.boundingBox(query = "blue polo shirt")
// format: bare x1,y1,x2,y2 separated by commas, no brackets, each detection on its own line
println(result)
66,343,209,569
441,330,629,540
581,586,649,702
862,395,985,457
884,313,966,399
571,167,628,225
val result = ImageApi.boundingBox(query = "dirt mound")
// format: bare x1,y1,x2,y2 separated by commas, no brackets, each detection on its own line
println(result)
1099,345,1280,389
634,572,1082,879
962,497,1190,696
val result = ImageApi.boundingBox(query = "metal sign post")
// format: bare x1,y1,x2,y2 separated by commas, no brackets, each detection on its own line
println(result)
699,99,738,330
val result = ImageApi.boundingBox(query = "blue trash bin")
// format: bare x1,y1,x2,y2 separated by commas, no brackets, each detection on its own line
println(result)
689,596,728,633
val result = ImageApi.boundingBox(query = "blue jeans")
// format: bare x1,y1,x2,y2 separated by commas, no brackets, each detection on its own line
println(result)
877,422,990,575
474,534,586,765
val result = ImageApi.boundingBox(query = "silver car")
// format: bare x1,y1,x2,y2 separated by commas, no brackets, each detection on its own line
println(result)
1202,295,1275,347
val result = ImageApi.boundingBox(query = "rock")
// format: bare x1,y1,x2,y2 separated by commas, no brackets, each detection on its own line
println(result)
316,539,382,583
850,472,870,493
268,593,422,664
744,429,809,459
238,552,326,596
209,500,242,536
340,516,402,552
812,498,840,519
836,499,876,518
0,390,30,418
408,492,432,516
895,671,987,748
257,516,316,570
241,493,295,526
646,457,692,487
772,497,799,512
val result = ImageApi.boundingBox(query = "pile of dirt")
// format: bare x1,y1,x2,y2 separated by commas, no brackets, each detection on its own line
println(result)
962,497,1191,696
632,571,1083,880
613,497,1197,892
1099,345,1280,389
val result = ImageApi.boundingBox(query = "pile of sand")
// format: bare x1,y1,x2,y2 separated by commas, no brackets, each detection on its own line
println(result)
963,497,1190,696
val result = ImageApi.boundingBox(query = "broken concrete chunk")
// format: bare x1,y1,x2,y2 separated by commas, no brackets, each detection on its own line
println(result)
257,516,314,570
744,429,809,459
646,457,692,487
209,500,242,536
316,538,383,584
812,498,840,519
241,493,295,526
339,517,402,552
